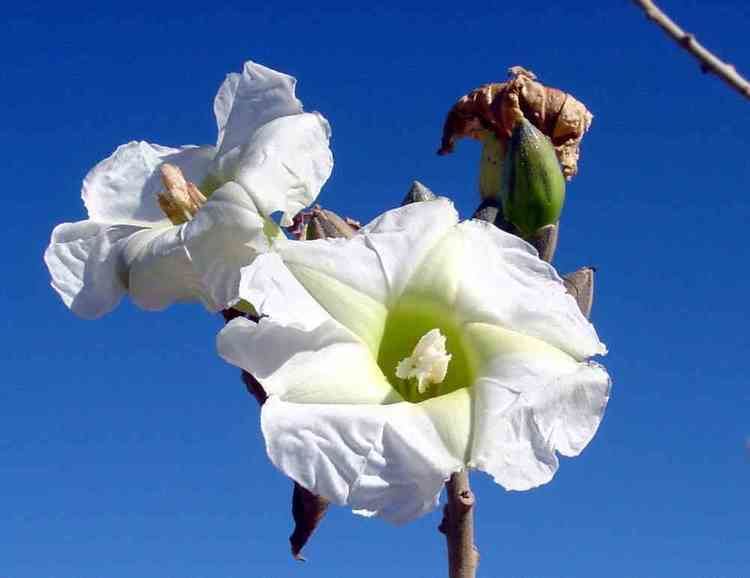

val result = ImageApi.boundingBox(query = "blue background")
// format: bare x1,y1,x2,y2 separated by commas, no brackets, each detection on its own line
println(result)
2,1,748,576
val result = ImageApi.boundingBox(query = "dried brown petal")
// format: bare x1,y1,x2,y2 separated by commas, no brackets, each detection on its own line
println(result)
439,67,592,179
438,83,506,156
289,482,330,560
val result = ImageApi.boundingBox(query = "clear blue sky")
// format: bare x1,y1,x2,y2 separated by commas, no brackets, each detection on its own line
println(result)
3,1,749,576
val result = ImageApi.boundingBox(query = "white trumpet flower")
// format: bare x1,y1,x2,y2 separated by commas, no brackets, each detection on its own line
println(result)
217,198,610,524
45,60,333,318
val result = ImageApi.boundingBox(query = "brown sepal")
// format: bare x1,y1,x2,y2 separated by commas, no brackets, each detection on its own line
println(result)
471,198,520,236
305,206,360,240
241,370,268,405
287,206,361,240
221,310,329,560
221,309,267,404
529,223,559,264
563,266,596,318
401,180,437,206
289,482,331,561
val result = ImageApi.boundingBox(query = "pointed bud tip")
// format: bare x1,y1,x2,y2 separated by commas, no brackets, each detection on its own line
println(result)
401,181,436,205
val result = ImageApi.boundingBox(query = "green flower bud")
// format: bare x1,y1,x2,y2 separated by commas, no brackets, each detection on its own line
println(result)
500,118,565,238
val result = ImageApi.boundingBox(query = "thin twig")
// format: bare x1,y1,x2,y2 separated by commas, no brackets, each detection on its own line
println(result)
633,0,750,99
439,471,479,578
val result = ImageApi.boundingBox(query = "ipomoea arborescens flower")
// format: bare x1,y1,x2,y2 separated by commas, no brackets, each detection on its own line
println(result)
217,199,610,524
44,61,332,318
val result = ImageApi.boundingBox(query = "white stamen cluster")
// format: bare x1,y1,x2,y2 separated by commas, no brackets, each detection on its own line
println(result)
395,328,452,394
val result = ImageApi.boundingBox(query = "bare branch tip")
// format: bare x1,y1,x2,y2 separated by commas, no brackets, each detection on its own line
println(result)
633,0,750,100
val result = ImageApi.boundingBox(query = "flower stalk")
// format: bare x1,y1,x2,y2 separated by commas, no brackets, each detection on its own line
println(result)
439,471,479,578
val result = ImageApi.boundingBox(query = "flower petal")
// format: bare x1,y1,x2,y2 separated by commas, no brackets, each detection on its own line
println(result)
183,182,270,310
358,198,459,299
261,396,464,524
214,61,303,158
414,388,473,464
82,142,215,226
406,219,606,360
280,199,458,303
466,322,610,490
237,251,332,329
275,199,457,351
217,112,333,224
44,220,143,319
122,225,215,311
233,251,390,395
277,256,388,354
218,316,396,404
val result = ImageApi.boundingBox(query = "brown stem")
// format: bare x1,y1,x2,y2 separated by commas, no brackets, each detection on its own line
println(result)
633,0,750,99
439,471,479,578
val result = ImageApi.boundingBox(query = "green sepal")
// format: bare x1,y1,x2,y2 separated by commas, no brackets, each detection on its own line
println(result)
232,299,258,316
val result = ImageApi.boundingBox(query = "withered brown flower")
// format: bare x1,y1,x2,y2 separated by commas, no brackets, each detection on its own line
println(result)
438,66,592,179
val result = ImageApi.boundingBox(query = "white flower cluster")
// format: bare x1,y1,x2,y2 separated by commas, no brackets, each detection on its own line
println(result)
45,60,610,525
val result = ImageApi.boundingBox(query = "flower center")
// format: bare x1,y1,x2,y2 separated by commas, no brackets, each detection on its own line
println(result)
395,329,452,394
377,295,477,403
157,163,207,224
